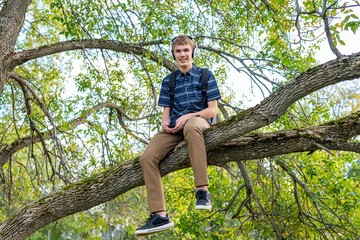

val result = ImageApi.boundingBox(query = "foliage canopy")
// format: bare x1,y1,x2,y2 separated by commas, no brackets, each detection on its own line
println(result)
0,0,359,239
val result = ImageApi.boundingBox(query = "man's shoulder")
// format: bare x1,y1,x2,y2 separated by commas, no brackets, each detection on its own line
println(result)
196,66,213,75
191,65,203,73
162,71,176,83
188,66,212,79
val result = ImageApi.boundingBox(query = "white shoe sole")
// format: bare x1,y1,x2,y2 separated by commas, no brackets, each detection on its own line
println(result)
195,205,212,210
135,221,174,236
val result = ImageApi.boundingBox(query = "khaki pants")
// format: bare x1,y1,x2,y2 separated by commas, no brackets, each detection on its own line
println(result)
140,117,210,213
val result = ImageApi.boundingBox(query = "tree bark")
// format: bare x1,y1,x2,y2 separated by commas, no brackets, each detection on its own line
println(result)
0,99,360,239
206,53,360,147
2,53,360,169
0,0,32,93
8,39,176,71
1,2,360,239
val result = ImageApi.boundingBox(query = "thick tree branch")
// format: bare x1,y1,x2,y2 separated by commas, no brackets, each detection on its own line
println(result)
1,108,360,239
9,39,176,71
210,111,360,164
206,53,360,148
3,53,360,170
0,0,32,93
0,0,31,53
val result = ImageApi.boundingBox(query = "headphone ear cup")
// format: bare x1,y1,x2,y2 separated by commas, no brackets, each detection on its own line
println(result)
170,41,175,60
192,46,197,58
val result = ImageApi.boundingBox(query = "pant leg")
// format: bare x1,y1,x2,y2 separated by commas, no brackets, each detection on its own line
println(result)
183,117,210,187
140,131,184,213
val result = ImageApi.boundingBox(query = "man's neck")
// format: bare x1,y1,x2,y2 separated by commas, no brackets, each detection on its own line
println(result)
178,64,192,73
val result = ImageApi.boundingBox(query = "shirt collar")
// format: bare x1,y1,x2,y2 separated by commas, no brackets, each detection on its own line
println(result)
178,65,199,77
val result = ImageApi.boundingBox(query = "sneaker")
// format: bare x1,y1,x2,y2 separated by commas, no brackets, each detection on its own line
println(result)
135,214,174,236
195,190,212,210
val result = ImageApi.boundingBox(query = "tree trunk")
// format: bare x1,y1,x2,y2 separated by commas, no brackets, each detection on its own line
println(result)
0,0,31,92
1,1,360,239
0,79,360,239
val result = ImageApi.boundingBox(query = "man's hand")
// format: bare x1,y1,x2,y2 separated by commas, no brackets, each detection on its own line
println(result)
162,121,174,133
161,107,174,133
170,114,191,133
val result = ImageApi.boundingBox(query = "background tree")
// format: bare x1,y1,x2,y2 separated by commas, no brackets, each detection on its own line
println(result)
0,0,359,239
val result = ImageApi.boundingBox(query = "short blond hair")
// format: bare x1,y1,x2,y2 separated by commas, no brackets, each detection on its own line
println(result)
171,35,195,52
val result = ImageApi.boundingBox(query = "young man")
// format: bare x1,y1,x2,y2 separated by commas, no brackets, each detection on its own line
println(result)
135,35,221,236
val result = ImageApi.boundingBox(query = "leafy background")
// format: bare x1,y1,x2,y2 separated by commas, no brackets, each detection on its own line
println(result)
0,0,359,239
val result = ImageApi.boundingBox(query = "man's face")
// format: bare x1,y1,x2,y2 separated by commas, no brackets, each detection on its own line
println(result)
173,43,193,69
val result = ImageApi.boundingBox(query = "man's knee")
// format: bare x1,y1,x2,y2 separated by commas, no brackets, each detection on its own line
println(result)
184,117,208,134
140,150,160,168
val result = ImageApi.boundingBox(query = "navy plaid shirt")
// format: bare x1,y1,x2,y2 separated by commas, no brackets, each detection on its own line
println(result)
158,65,221,127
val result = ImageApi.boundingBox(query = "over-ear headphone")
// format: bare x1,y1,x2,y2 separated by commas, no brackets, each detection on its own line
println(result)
170,35,197,60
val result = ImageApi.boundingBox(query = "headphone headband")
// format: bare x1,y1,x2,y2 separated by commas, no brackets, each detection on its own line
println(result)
171,35,194,42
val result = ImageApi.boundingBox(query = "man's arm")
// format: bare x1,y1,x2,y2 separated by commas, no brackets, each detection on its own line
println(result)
192,100,218,119
161,107,173,132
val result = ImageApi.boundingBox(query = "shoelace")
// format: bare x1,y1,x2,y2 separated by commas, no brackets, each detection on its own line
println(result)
196,190,208,200
145,214,157,223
